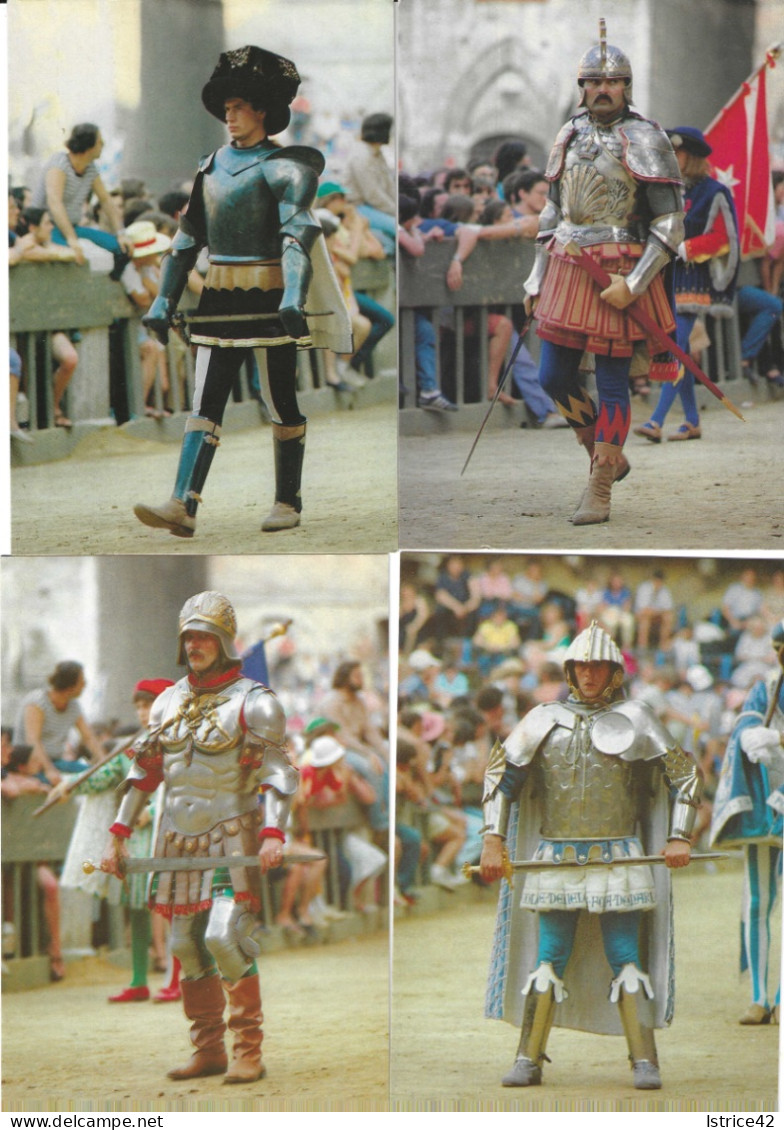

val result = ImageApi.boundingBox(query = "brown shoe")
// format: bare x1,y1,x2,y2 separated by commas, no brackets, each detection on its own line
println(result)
134,497,195,538
667,422,702,441
739,1004,771,1026
167,974,228,1079
633,421,662,443
223,975,266,1084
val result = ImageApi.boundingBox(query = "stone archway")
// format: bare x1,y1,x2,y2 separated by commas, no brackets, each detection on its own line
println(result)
439,35,564,170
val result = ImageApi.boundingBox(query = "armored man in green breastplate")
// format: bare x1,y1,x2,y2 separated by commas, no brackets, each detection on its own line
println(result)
480,622,701,1090
135,46,351,538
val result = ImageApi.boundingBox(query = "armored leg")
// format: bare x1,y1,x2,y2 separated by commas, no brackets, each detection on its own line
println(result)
223,974,266,1084
261,422,306,531
134,416,220,538
609,964,661,1090
167,973,228,1080
203,895,261,984
501,962,564,1087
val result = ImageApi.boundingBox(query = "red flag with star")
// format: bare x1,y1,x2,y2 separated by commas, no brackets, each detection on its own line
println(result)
704,46,780,259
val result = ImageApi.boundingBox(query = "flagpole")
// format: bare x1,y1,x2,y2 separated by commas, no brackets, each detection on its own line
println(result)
703,43,782,135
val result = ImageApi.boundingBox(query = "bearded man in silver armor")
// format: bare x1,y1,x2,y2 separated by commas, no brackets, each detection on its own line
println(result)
134,46,350,538
480,622,701,1090
524,21,684,525
102,591,297,1084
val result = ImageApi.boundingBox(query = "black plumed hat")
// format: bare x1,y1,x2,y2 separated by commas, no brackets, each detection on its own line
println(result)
202,45,300,136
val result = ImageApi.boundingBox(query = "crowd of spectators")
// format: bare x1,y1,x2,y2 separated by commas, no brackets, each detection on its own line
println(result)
2,643,389,983
9,110,396,441
398,143,784,413
396,554,784,894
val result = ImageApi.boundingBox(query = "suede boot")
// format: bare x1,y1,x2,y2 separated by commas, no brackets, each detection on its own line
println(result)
167,973,228,1080
572,441,624,525
574,424,630,482
223,974,266,1084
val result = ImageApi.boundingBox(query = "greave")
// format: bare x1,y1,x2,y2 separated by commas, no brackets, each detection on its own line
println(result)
610,964,661,1088
174,417,221,517
261,422,306,531
134,416,220,537
501,962,564,1086
271,422,306,512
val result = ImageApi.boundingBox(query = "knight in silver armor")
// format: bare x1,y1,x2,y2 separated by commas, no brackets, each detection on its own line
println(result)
133,46,351,539
480,622,701,1091
524,19,684,526
101,591,297,1084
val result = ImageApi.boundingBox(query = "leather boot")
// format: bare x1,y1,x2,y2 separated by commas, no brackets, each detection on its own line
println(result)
223,974,266,1084
167,973,228,1080
261,422,305,531
135,417,220,538
572,441,624,525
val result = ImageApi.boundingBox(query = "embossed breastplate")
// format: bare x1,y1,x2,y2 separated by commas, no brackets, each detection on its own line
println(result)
557,121,645,243
156,684,260,835
534,713,639,838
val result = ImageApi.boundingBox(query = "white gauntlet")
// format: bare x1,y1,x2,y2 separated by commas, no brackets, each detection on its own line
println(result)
741,726,784,770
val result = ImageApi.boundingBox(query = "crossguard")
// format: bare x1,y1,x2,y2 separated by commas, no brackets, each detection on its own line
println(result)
462,848,513,883
82,859,126,879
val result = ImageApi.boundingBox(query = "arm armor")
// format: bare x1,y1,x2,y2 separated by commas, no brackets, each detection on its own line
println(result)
481,739,513,837
624,187,684,297
114,759,158,829
260,746,299,833
243,685,287,746
142,230,200,332
481,706,557,834
662,742,703,841
524,196,560,298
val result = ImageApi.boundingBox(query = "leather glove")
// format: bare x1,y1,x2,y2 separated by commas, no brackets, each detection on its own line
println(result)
142,296,173,345
741,725,784,770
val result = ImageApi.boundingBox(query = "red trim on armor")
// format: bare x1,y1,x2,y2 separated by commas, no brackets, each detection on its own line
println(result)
110,822,132,839
188,664,242,690
259,826,285,843
151,893,261,919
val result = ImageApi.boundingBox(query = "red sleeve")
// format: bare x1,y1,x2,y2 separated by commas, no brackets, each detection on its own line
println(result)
684,210,729,262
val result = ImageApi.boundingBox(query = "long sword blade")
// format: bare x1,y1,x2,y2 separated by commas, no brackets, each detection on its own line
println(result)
84,850,325,876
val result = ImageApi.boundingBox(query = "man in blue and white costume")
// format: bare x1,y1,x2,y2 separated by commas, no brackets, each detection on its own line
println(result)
710,618,784,1025
480,622,701,1090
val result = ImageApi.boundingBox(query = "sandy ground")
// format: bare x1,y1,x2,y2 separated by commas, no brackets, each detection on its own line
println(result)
391,866,781,1111
399,392,784,552
10,403,397,556
1,932,388,1112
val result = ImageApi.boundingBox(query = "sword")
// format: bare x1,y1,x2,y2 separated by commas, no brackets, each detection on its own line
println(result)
560,240,746,422
171,311,332,346
32,731,143,818
83,849,326,877
460,309,536,477
463,850,733,883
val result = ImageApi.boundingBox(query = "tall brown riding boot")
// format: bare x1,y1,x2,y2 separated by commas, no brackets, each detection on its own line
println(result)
223,974,266,1084
572,441,624,525
167,973,228,1080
